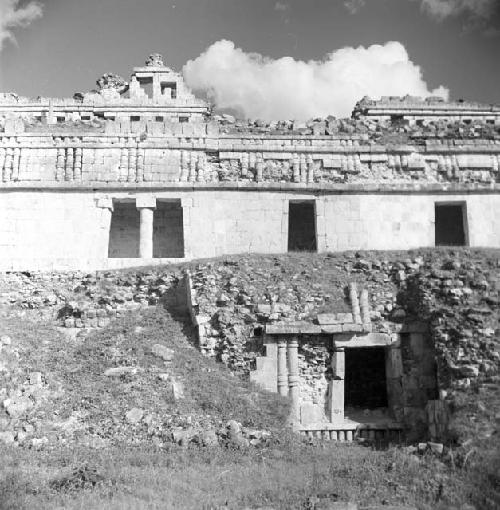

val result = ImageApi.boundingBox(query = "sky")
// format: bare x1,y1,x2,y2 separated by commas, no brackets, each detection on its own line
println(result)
0,0,499,120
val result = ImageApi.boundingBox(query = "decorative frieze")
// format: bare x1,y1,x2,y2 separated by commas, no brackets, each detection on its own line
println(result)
0,133,499,187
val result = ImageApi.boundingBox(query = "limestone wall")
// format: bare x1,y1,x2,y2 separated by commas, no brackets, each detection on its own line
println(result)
1,188,500,270
1,123,500,270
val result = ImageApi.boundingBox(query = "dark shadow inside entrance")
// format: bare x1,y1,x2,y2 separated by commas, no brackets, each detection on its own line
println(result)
108,202,140,258
435,203,467,246
288,201,317,252
345,347,388,409
153,201,184,258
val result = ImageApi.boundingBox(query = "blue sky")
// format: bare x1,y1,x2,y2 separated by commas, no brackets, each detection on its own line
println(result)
0,0,499,119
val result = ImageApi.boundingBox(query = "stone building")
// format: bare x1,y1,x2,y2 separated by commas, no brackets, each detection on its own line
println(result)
1,54,500,272
2,53,497,440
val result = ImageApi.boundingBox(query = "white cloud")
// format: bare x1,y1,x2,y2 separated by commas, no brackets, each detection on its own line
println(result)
419,0,497,21
183,40,449,121
344,0,366,15
0,0,42,50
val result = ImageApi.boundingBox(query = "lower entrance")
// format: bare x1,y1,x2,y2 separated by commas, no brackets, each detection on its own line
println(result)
435,202,467,246
288,201,317,252
345,347,388,409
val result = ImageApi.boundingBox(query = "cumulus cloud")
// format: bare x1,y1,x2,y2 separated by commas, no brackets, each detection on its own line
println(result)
0,0,42,50
183,40,449,121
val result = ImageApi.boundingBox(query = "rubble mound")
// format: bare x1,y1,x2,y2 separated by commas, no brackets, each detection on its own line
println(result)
0,307,289,449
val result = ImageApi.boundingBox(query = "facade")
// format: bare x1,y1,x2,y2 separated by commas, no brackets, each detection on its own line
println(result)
1,54,500,271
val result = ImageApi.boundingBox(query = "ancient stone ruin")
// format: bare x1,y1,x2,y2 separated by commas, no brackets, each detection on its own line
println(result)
1,54,499,444
0,54,499,272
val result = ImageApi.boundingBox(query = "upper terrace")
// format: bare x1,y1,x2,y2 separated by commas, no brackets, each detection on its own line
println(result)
0,54,209,124
353,95,500,124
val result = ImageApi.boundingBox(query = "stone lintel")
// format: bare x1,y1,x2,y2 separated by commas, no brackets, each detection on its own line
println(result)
136,195,157,209
265,322,322,335
334,332,392,348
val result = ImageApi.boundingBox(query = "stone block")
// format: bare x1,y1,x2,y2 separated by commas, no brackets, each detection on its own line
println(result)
337,313,353,323
250,356,277,393
328,379,344,422
321,325,343,334
300,402,328,426
316,313,339,325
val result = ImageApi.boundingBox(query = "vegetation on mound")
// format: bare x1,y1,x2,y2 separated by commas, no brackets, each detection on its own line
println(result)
1,307,289,448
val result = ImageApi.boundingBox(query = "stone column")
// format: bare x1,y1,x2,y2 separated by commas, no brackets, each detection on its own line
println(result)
287,337,300,427
136,196,156,259
349,282,361,324
277,339,288,396
360,288,371,330
385,335,404,422
329,346,345,423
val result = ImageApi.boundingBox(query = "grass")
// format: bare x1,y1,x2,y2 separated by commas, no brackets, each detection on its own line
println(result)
0,440,485,510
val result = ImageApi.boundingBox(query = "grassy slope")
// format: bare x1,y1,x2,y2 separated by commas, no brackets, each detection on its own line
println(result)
1,438,475,510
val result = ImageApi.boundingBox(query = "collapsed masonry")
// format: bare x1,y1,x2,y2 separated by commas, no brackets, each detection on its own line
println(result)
251,289,440,442
1,54,500,271
187,276,442,441
184,251,499,443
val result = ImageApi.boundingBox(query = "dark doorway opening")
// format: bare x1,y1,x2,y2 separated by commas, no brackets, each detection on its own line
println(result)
345,347,388,409
153,201,184,258
288,201,317,252
161,82,177,99
137,77,153,98
108,202,140,258
435,203,467,246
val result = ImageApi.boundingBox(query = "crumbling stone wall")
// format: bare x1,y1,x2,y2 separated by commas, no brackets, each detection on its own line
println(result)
187,250,499,439
298,338,331,410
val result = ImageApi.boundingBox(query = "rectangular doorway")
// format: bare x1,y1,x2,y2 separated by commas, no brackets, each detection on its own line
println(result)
345,347,388,409
288,201,317,252
108,202,140,258
153,200,184,258
435,202,467,246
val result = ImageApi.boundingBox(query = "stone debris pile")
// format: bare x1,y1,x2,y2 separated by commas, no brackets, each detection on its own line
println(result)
0,334,55,447
212,114,500,142
0,269,184,329
187,254,408,371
